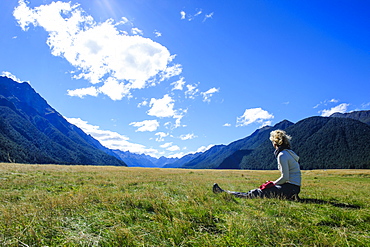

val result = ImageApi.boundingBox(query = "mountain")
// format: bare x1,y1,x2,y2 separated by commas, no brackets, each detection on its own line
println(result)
112,150,156,167
330,111,370,125
155,156,179,167
180,145,226,169
162,152,202,168
178,120,294,169
239,116,370,170
0,76,126,166
112,150,178,167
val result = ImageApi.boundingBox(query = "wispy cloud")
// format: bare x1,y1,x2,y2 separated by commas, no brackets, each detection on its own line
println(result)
160,142,180,151
171,77,186,91
179,133,197,140
361,102,370,109
14,0,178,100
154,30,162,37
196,144,214,153
1,71,23,83
129,120,159,132
236,108,274,127
314,98,339,108
320,103,349,117
203,12,214,22
131,27,143,35
67,86,99,98
155,132,168,142
185,83,199,99
180,11,186,20
66,117,158,156
201,87,219,102
181,9,213,22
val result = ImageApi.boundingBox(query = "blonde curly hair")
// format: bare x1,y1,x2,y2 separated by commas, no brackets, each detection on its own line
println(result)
269,130,292,148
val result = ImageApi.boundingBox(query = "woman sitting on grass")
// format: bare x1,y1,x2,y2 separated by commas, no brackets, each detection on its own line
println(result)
213,129,301,200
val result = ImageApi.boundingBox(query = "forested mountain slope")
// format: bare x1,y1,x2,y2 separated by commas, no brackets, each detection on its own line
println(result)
0,76,126,166
239,116,370,170
179,120,293,169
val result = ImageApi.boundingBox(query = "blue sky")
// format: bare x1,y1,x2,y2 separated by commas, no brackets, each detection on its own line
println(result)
1,0,369,158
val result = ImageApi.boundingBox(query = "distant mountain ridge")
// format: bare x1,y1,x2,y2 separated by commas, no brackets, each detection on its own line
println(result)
112,150,177,168
0,76,126,166
330,111,370,125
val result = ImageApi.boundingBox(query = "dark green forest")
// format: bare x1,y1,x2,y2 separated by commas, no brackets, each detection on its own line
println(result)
239,117,370,170
0,76,126,166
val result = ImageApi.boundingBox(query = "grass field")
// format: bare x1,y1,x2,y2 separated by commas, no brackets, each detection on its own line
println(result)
0,163,369,246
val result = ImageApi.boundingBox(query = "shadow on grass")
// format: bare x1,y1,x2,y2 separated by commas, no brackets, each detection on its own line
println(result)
297,198,361,209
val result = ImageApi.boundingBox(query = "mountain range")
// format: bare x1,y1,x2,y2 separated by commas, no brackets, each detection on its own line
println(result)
1,76,369,169
0,76,126,166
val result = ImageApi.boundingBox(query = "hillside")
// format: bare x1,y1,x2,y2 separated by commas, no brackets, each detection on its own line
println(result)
0,76,126,166
178,120,294,169
240,116,370,170
331,111,370,125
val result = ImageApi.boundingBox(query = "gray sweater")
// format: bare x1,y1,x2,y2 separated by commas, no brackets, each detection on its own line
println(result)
273,150,301,186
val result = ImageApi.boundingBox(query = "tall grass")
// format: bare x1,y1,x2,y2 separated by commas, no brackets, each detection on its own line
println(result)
0,163,369,246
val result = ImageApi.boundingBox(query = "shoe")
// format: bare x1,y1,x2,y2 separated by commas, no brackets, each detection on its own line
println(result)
213,183,224,193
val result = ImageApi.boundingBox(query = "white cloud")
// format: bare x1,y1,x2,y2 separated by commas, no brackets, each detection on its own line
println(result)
194,10,202,17
160,142,180,151
180,11,186,20
171,77,186,91
201,87,219,102
180,133,197,140
1,71,23,83
67,86,99,98
66,117,158,156
137,99,148,108
160,142,172,148
185,84,199,99
223,123,231,127
182,9,213,22
159,63,182,81
129,120,159,132
314,98,339,109
167,145,180,152
154,30,162,37
155,132,168,142
131,27,143,35
167,152,186,158
98,77,131,100
236,108,274,127
320,103,349,117
361,102,370,109
196,144,214,153
203,12,214,22
147,94,176,118
13,0,178,100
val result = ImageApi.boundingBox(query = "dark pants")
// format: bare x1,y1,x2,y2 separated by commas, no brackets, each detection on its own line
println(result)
229,183,300,199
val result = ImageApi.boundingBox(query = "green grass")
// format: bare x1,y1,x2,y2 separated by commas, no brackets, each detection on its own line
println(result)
0,163,369,246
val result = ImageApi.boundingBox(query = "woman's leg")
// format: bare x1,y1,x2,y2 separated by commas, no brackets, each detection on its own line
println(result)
263,183,300,199
213,183,263,198
213,183,300,199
